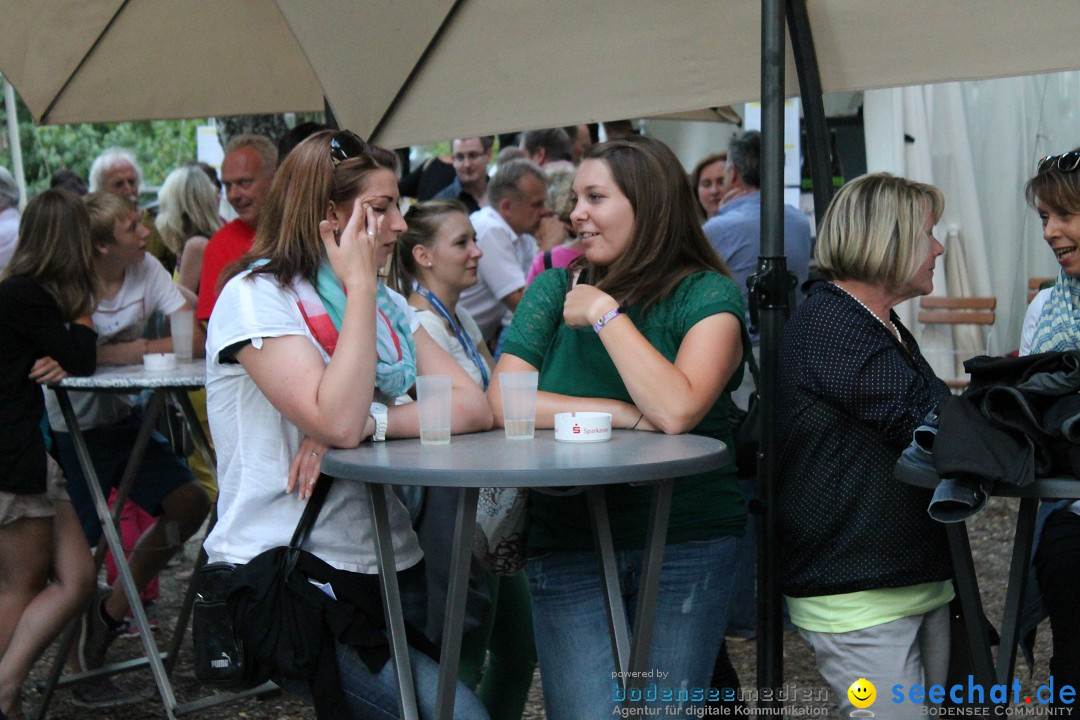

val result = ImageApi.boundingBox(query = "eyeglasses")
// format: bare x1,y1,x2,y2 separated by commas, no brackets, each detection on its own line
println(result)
329,130,369,166
1038,151,1080,174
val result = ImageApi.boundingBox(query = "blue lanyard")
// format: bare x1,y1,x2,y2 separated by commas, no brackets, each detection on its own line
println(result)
416,285,489,389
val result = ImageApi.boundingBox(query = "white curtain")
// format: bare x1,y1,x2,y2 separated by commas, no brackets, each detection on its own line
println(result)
864,70,1080,365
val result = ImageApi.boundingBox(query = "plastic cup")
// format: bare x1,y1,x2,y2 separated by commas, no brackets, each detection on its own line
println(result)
499,371,538,440
170,310,194,363
417,375,452,445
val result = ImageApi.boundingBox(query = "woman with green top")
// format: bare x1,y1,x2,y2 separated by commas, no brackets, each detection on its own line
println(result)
488,135,748,719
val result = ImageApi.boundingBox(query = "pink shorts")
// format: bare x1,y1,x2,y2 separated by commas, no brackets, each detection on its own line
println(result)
0,455,70,528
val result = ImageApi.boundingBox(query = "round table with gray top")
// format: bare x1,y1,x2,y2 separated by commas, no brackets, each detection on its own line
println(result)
324,429,729,720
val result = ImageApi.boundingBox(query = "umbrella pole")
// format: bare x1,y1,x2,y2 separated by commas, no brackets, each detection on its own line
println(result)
2,75,26,210
755,0,788,706
786,0,835,218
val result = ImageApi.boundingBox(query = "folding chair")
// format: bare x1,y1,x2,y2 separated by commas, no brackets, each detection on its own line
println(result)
917,296,996,392
1027,276,1054,304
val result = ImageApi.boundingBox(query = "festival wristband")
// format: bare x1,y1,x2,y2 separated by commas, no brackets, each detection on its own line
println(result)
592,306,623,334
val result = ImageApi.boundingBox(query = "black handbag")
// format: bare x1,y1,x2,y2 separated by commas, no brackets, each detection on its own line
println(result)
730,350,761,478
192,476,332,689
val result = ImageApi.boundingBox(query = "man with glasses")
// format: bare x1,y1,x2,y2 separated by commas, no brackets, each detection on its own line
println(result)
196,134,277,323
433,136,494,214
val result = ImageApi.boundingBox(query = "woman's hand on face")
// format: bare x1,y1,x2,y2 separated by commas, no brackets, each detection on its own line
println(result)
563,284,620,329
320,197,382,291
287,436,329,500
29,356,68,384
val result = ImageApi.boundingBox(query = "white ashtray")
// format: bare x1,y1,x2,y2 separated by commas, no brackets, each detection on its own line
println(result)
554,412,613,443
143,352,177,372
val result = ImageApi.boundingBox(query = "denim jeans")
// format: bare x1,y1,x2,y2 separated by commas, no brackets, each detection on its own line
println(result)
527,536,738,719
277,563,489,720
278,645,489,720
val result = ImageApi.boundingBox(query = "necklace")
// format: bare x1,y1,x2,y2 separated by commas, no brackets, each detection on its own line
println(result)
830,282,902,342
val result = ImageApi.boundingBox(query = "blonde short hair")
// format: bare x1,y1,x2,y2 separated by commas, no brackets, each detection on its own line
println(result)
815,173,944,291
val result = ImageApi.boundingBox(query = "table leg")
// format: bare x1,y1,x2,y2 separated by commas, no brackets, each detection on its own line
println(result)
434,487,479,720
162,390,217,677
945,521,996,692
368,483,420,720
995,497,1038,684
587,487,632,686
627,480,672,688
48,388,180,718
170,389,217,474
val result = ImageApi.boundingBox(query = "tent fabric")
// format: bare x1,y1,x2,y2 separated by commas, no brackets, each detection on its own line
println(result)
866,71,1080,359
3,0,1080,148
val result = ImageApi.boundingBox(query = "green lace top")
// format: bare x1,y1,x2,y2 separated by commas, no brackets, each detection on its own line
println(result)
502,268,749,552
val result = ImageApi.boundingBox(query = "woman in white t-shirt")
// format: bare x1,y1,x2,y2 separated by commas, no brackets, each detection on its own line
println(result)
1019,150,1080,700
204,130,491,720
390,200,536,720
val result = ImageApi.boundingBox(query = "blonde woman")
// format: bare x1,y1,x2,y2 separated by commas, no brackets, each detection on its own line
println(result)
777,173,951,716
156,165,223,294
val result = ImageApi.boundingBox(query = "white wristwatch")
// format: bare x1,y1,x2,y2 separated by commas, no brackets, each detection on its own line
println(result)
369,402,388,442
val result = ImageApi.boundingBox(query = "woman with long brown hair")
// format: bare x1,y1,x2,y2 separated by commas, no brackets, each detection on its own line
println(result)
204,130,491,719
488,135,749,718
0,190,98,719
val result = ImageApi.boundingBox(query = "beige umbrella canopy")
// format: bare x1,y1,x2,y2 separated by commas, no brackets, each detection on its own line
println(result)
279,0,1080,148
0,0,326,124
3,0,1080,147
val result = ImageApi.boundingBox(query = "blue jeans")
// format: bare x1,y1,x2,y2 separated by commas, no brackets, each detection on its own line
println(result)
278,644,489,720
527,537,737,719
278,564,489,720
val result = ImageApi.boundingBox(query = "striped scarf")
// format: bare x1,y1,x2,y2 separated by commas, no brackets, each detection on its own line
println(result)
292,258,417,397
1031,269,1080,353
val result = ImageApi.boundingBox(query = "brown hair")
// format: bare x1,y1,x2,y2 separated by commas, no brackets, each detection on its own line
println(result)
689,151,727,220
226,130,398,287
575,136,730,313
84,192,138,250
1025,148,1080,215
4,190,98,319
388,199,470,297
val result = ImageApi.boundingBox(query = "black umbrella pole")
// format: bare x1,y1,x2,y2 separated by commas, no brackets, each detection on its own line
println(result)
757,0,786,707
755,297,786,706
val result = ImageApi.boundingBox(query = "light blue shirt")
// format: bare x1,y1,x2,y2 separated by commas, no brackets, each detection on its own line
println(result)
703,191,813,339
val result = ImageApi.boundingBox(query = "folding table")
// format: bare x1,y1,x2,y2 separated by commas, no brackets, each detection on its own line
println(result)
895,462,1080,689
324,428,728,720
39,362,271,719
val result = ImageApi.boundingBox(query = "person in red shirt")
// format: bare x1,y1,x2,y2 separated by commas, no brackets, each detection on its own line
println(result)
196,135,277,323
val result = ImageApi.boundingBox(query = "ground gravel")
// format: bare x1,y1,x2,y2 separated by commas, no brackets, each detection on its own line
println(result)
23,495,1055,719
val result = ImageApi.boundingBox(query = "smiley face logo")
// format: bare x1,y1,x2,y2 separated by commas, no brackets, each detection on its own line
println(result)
848,678,876,709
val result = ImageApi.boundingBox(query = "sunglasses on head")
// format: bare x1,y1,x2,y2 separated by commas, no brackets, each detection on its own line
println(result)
1038,151,1080,174
329,130,369,166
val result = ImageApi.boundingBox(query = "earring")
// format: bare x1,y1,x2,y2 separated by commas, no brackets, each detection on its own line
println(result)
426,263,433,268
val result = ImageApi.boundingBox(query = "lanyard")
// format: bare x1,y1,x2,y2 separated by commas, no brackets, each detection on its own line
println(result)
416,285,489,389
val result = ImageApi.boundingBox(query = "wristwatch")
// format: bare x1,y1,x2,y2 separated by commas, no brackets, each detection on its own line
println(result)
369,402,388,442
